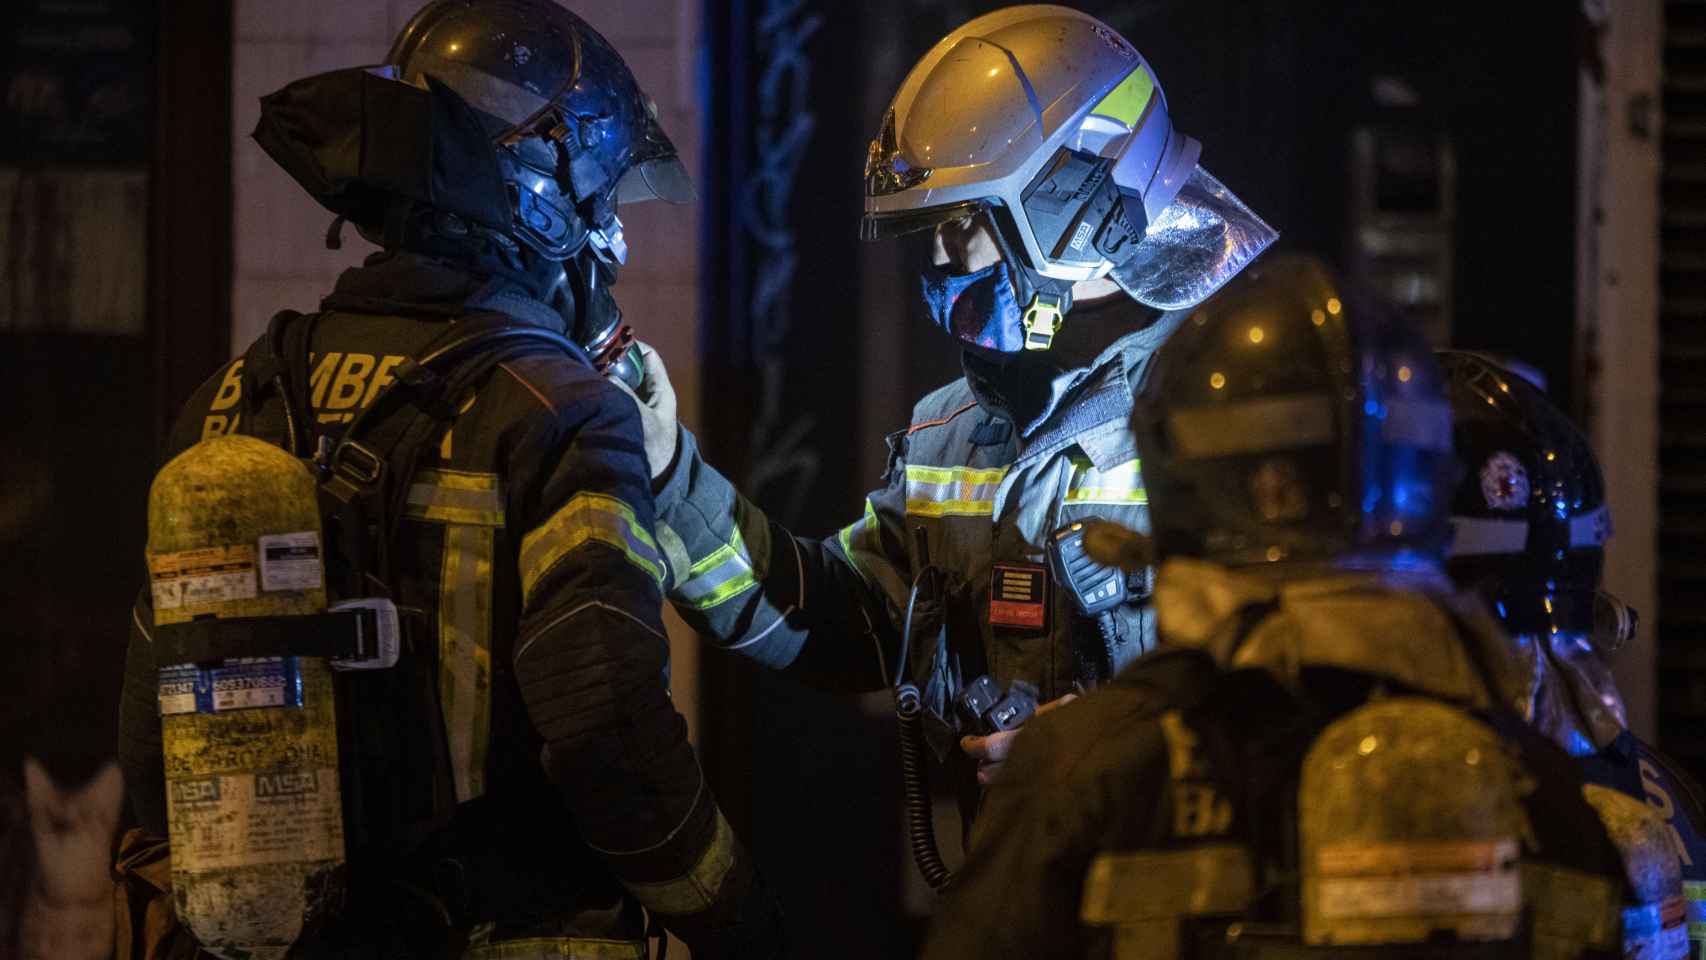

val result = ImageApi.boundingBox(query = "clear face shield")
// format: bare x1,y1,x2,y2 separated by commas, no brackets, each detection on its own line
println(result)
1110,166,1279,312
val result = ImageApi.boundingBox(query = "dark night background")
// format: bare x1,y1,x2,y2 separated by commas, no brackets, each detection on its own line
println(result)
1,2,1699,957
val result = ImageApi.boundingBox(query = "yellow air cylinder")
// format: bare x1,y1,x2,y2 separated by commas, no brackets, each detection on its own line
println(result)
147,434,346,959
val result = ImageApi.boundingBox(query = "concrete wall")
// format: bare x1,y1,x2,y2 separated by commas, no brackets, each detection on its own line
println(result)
231,0,708,735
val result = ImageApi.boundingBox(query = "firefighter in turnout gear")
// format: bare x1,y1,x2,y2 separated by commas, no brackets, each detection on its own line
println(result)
620,4,1275,837
1442,350,1706,958
920,256,1634,959
113,2,779,957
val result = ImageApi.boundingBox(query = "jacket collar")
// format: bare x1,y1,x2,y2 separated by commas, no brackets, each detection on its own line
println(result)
963,308,1186,469
1153,557,1527,711
321,250,566,332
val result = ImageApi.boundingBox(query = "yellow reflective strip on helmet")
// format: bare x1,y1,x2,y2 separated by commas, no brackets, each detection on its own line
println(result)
903,464,1008,517
621,811,739,916
406,468,505,526
1066,458,1148,505
520,493,666,604
676,524,758,610
1092,66,1157,129
461,937,647,959
439,523,494,803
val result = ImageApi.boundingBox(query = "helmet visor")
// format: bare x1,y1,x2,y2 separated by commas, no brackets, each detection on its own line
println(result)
617,102,695,205
1110,165,1278,310
859,199,987,242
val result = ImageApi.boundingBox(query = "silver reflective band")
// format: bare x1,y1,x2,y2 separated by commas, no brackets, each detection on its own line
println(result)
1448,517,1530,557
1168,395,1334,459
1081,844,1255,922
620,812,739,915
405,468,505,527
675,523,758,611
904,464,1009,517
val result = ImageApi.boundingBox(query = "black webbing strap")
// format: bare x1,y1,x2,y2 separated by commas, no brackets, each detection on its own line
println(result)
153,608,379,667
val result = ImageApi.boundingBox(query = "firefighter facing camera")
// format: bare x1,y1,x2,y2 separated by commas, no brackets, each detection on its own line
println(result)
115,2,780,957
619,6,1275,886
923,256,1638,959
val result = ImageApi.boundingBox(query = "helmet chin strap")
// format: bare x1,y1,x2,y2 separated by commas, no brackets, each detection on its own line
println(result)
983,212,1074,350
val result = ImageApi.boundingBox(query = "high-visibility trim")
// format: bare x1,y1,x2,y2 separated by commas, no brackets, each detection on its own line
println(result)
406,468,505,526
1081,844,1254,923
1066,457,1147,506
439,522,494,803
462,937,647,959
838,498,880,580
675,523,759,610
1092,66,1157,130
621,811,739,916
1687,876,1706,943
835,497,909,605
1169,395,1335,458
520,493,666,603
904,464,1009,518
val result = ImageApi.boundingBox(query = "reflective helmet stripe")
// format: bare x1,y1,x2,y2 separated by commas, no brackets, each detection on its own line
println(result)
1091,66,1156,130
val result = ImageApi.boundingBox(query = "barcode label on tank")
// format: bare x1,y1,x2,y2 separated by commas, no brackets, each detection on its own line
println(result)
209,657,300,711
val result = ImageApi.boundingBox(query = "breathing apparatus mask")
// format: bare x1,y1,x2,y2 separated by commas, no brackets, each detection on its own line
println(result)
252,0,692,391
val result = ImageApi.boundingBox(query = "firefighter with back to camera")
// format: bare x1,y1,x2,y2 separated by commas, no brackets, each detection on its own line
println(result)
616,4,1277,860
921,256,1637,959
1441,350,1706,959
112,2,780,957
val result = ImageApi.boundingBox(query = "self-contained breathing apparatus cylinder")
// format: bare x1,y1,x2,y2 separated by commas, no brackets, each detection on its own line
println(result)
148,435,346,959
1299,699,1526,948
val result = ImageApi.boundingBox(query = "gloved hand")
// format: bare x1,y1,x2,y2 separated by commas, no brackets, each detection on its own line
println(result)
609,340,680,481
958,693,1077,786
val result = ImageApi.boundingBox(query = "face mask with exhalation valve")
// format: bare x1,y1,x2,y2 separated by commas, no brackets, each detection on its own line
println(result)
253,0,691,394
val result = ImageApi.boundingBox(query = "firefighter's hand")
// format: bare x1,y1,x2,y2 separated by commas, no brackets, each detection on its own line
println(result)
959,694,1077,786
611,341,679,481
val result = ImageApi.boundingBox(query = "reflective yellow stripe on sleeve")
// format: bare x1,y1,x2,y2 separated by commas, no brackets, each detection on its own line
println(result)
1066,457,1147,506
838,497,882,581
675,522,759,610
619,811,739,916
520,493,666,604
904,464,1008,518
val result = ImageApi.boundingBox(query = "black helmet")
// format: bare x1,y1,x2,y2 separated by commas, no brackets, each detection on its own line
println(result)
1439,351,1612,636
386,0,692,259
254,0,688,262
1136,254,1457,569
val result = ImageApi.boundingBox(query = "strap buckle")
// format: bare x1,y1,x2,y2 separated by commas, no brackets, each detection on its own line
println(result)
1022,294,1064,350
332,440,385,488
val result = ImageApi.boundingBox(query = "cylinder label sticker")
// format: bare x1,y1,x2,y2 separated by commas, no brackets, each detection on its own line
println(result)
167,767,344,872
150,545,258,610
157,664,200,716
259,531,323,592
157,658,302,715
